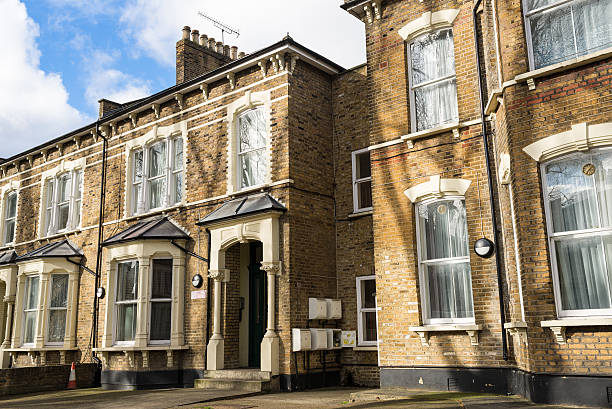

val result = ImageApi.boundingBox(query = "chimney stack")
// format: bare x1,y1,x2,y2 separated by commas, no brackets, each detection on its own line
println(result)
175,27,236,84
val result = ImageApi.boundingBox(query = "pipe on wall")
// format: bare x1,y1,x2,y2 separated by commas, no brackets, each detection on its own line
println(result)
472,0,509,361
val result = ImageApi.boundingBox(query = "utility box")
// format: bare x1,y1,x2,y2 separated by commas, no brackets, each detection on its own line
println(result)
292,328,312,352
326,329,342,349
326,299,342,319
309,298,327,320
310,328,328,350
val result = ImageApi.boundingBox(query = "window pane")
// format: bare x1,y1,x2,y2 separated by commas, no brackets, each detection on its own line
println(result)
4,220,15,244
46,180,54,208
149,178,167,209
26,276,39,310
426,262,474,319
174,173,183,203
24,311,36,344
239,109,266,152
240,149,267,188
6,192,17,218
132,184,141,214
150,302,171,341
74,171,82,200
148,142,167,178
133,149,143,182
48,310,67,343
555,235,612,310
414,79,458,131
361,279,376,309
574,0,612,56
116,304,137,342
117,261,138,301
526,0,563,11
530,4,576,68
58,174,71,203
356,152,371,179
173,138,183,171
410,29,455,85
57,203,69,230
152,259,172,299
419,199,468,260
357,180,372,209
50,275,68,308
362,311,377,342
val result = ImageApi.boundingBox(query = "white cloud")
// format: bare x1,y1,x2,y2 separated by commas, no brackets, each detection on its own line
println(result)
83,50,152,109
0,0,90,158
119,0,365,69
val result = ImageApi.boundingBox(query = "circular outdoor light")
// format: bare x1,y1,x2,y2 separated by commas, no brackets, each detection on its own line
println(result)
96,287,106,299
474,238,495,258
191,274,204,288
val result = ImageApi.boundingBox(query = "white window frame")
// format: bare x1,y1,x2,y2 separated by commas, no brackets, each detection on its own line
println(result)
352,148,373,213
415,196,475,325
541,146,612,318
522,0,612,71
407,27,459,133
2,190,18,245
236,108,268,191
114,259,139,347
148,258,173,346
41,168,83,238
356,275,378,346
22,274,39,347
129,134,185,216
45,273,69,347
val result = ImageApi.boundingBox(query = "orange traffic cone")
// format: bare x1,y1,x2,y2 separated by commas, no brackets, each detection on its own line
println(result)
67,362,77,389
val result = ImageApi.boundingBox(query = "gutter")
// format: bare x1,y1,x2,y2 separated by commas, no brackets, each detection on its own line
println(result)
473,0,508,361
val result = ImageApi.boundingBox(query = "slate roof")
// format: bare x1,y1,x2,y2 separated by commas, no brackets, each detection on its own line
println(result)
17,239,83,261
0,250,19,265
197,193,286,225
102,215,190,246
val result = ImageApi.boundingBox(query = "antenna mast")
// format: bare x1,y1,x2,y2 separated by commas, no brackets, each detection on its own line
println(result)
197,11,240,44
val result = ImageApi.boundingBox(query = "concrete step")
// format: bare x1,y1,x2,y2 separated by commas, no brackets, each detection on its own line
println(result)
194,378,272,392
202,369,271,381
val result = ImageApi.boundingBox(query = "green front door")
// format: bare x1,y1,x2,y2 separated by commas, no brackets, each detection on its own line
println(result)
248,242,266,368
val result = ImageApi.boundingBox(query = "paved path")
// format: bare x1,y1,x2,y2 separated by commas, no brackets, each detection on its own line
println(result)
0,387,578,409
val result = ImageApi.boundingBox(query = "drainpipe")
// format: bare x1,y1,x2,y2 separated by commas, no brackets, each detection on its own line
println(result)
92,122,108,362
473,0,508,361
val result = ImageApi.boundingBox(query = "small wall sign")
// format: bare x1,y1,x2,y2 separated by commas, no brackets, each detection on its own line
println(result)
341,330,356,347
191,290,207,300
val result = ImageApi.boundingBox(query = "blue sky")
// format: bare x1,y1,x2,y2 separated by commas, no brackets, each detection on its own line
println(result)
0,0,366,158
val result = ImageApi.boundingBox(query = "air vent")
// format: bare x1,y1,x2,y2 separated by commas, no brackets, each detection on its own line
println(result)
448,378,459,391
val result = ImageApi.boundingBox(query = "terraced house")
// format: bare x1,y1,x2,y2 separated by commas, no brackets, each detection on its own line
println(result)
0,0,611,406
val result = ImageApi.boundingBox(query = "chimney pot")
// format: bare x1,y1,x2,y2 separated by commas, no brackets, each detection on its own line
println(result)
182,26,191,40
199,34,208,47
238,51,246,58
223,45,230,56
208,38,216,49
230,46,238,60
216,41,224,54
191,29,199,43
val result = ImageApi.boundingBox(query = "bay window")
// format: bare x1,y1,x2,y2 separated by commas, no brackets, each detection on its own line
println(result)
356,276,378,346
47,274,68,344
542,148,612,316
524,0,612,70
131,136,183,215
115,261,138,343
408,28,458,132
43,170,82,236
3,191,17,245
238,108,268,189
416,198,474,324
352,149,373,213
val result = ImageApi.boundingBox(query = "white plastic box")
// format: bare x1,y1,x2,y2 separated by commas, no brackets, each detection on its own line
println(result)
309,298,327,320
309,328,328,350
326,299,342,319
292,328,312,352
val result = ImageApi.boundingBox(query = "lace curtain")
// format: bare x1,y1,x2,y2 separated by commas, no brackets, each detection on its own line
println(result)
238,109,267,188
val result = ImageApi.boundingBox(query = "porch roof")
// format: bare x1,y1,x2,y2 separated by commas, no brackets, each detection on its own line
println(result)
197,193,286,225
0,250,19,265
17,239,83,262
102,215,190,246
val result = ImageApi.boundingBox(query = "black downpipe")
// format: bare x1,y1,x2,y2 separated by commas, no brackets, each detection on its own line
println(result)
92,123,108,361
473,0,508,361
205,228,212,368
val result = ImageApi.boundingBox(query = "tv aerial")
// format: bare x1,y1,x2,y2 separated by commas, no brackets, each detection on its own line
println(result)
197,11,240,44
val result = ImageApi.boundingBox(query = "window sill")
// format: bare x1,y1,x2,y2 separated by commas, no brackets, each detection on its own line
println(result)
504,321,528,344
348,210,373,218
93,346,188,368
409,324,482,347
39,228,82,241
515,47,612,91
401,120,481,148
4,347,79,365
353,346,378,351
541,318,612,345
126,203,185,221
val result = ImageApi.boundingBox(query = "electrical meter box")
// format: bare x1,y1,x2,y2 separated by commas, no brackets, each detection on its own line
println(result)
326,299,342,319
326,329,342,349
309,298,327,320
310,328,328,350
292,328,312,352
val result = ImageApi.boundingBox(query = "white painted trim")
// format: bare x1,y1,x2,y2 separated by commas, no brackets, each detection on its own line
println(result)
398,9,460,41
351,148,373,213
523,122,612,162
403,175,471,203
356,275,377,347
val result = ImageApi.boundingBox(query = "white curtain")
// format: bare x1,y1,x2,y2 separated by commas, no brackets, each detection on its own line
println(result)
23,276,39,344
116,262,138,342
148,142,167,209
545,149,612,311
419,199,474,320
238,109,267,187
410,29,458,131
